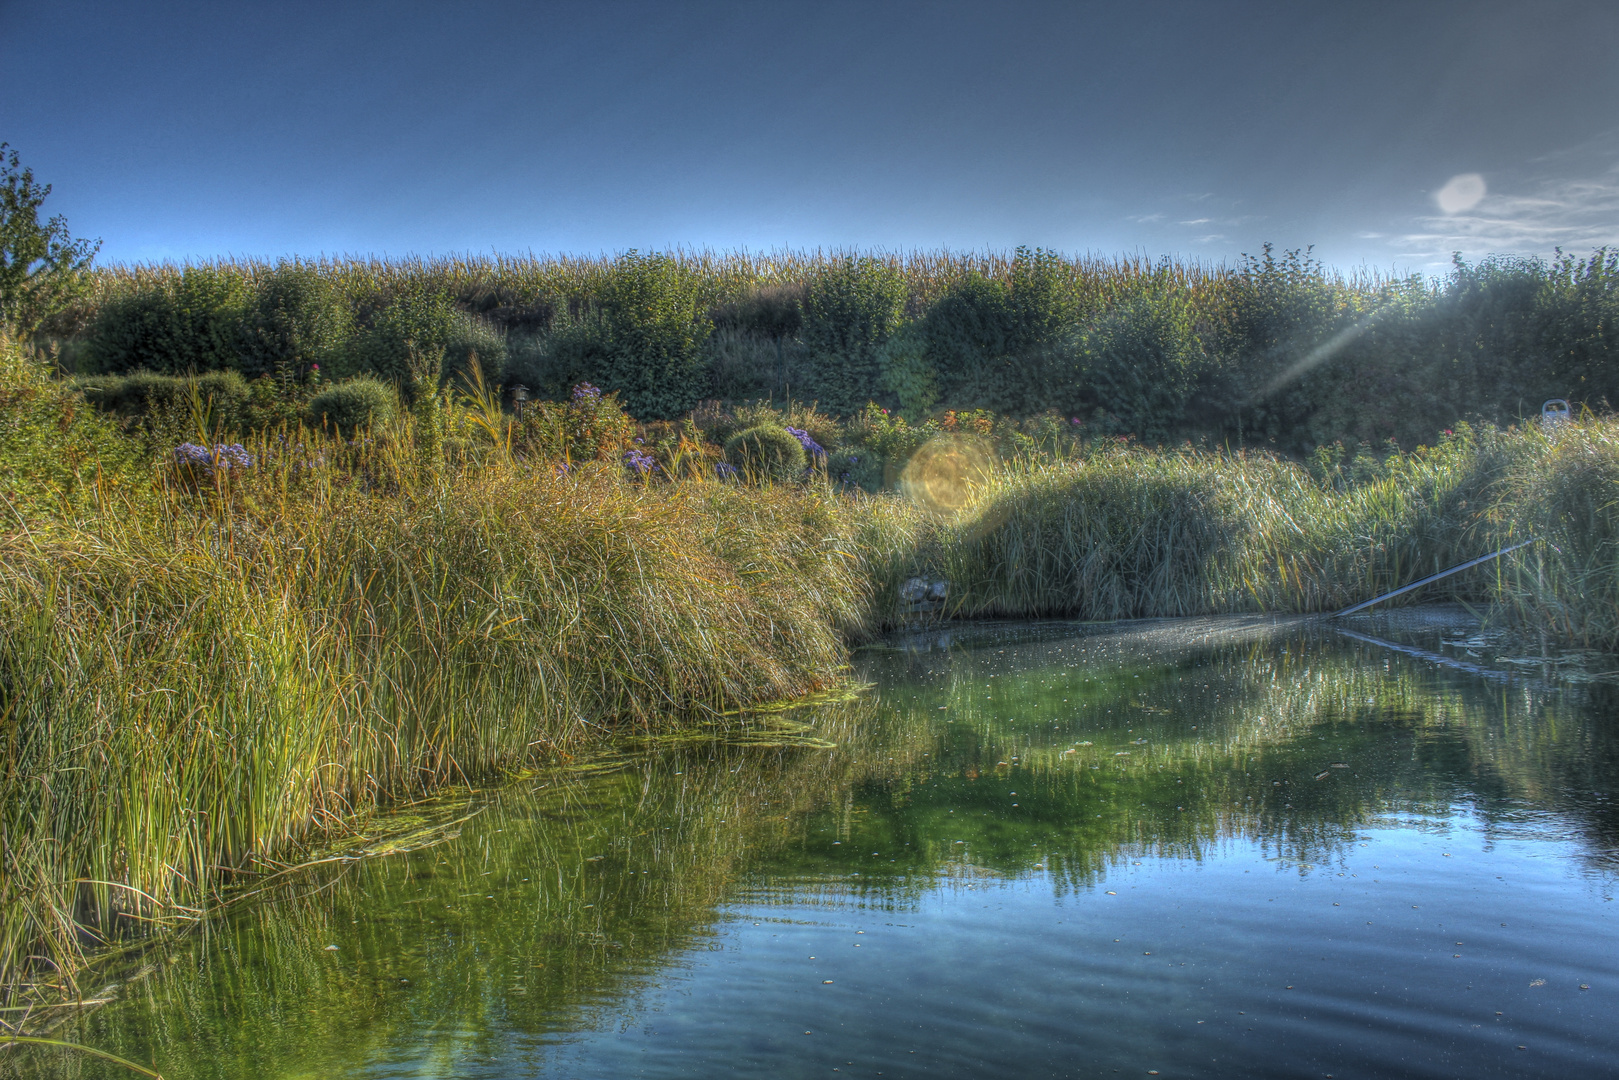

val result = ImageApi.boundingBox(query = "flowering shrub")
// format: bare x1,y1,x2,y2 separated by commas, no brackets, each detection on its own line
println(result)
170,442,254,490
623,447,659,476
514,383,635,464
784,425,827,461
174,442,254,471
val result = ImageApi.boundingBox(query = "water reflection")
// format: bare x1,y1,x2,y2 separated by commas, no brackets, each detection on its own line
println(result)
16,614,1619,1079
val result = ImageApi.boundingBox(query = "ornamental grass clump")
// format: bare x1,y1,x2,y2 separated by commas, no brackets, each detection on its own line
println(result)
1491,422,1619,648
873,431,1521,624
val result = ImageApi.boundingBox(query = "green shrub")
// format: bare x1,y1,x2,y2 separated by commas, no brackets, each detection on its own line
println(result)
0,342,135,514
1203,245,1363,445
707,328,785,402
513,383,635,463
827,447,885,491
877,325,937,420
78,369,252,431
522,254,713,420
915,249,1087,416
307,377,398,436
594,252,713,419
355,290,506,387
1076,287,1205,444
802,256,907,415
236,262,353,379
724,422,807,480
81,266,250,375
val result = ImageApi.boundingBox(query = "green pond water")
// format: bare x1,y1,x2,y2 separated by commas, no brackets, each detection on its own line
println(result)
11,612,1619,1079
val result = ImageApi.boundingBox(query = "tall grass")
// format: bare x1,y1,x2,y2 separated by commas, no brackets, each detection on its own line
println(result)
873,425,1553,624
0,404,883,996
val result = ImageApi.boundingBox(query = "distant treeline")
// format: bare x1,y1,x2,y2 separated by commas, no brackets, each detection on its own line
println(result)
43,244,1619,453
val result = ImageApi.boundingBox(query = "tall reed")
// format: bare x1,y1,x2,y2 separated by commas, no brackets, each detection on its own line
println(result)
0,416,882,995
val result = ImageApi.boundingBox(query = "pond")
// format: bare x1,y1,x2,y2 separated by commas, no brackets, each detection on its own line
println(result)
14,612,1619,1079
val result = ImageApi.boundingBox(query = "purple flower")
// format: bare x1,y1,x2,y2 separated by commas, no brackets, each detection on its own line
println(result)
714,462,738,480
623,448,658,475
174,443,254,472
572,383,603,400
784,426,827,460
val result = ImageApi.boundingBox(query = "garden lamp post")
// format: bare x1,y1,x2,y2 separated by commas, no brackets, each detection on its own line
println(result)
513,384,529,416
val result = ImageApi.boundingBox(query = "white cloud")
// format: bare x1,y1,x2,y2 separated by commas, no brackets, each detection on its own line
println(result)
1179,218,1212,225
1128,212,1167,223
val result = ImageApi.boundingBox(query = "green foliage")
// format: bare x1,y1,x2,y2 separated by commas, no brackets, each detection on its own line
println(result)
47,244,1619,454
724,422,807,480
0,144,99,340
877,325,938,420
513,385,636,463
826,447,885,491
77,368,252,434
802,256,907,415
1204,244,1362,445
711,283,804,340
82,265,250,375
916,271,1013,411
574,252,714,420
912,248,1088,416
307,377,398,437
1076,286,1204,444
0,342,133,514
355,289,506,387
235,262,353,380
406,345,446,468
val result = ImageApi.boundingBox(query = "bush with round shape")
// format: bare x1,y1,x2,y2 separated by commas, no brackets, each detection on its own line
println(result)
307,377,398,437
723,423,807,481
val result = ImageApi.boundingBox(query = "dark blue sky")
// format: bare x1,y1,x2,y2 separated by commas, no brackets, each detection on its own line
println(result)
4,0,1617,274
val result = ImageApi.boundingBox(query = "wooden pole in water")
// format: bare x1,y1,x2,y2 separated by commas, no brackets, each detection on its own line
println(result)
1330,538,1538,619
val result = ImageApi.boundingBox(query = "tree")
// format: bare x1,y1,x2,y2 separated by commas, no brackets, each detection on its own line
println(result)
0,143,100,339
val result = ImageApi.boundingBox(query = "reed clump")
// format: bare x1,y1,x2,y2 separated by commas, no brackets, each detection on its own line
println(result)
876,424,1552,624
0,361,883,995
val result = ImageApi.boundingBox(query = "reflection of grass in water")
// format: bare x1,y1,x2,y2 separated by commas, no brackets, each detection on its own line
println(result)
798,625,1619,896
20,693,903,1078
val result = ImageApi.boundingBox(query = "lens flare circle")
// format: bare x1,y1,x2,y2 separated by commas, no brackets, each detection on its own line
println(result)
900,435,996,518
1436,173,1486,214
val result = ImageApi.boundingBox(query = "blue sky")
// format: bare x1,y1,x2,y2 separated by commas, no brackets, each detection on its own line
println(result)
3,0,1617,274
